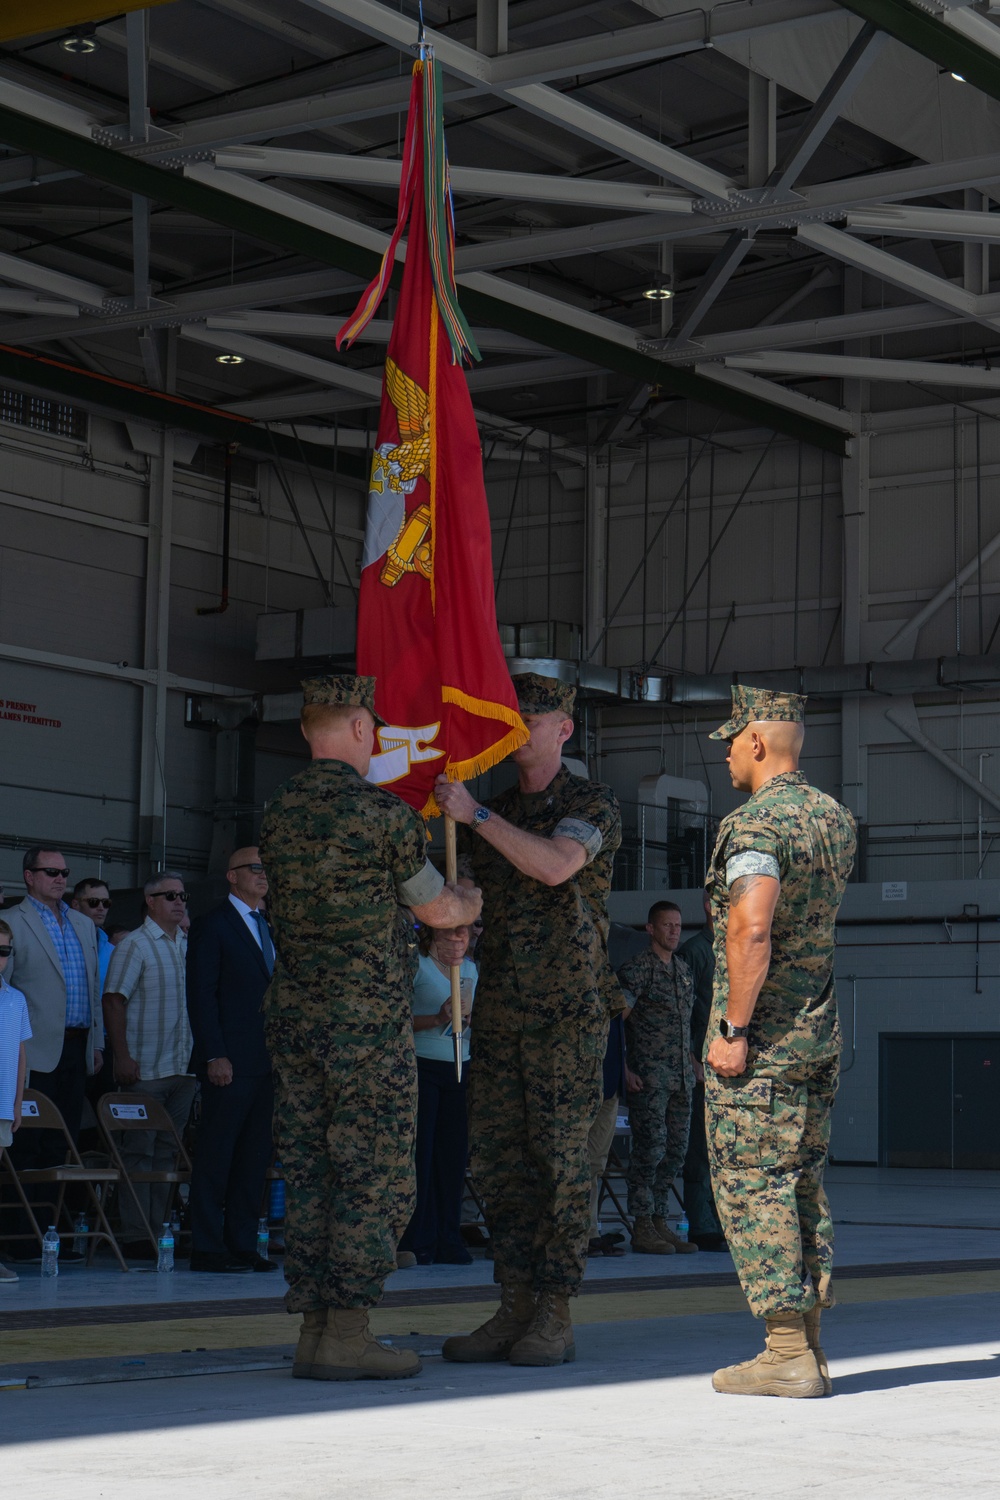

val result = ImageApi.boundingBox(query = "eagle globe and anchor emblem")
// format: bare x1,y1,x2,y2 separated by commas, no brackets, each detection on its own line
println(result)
364,357,443,789
368,359,433,588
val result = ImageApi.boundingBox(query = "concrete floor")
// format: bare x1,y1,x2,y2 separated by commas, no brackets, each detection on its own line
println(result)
3,1168,999,1498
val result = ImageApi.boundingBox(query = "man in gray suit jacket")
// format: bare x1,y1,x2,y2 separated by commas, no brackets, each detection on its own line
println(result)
6,846,102,1157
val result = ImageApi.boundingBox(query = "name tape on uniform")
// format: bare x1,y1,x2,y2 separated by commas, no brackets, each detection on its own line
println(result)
109,1103,148,1120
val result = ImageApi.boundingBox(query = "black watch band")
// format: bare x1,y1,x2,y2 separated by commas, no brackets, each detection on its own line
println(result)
719,1018,750,1040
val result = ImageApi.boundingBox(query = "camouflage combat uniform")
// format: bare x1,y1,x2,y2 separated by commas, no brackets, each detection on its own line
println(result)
618,947,695,1219
705,769,856,1319
677,924,724,1240
260,729,443,1314
465,765,621,1297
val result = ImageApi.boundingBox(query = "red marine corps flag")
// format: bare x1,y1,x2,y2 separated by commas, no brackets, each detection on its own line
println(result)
338,51,527,819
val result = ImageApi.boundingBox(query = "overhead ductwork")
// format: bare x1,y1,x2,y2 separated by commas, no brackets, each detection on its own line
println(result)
503,653,1000,707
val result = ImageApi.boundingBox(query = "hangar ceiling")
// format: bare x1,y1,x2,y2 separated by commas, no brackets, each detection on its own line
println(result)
3,0,1000,456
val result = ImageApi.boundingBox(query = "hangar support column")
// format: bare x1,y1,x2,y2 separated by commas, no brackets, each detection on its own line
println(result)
138,426,174,877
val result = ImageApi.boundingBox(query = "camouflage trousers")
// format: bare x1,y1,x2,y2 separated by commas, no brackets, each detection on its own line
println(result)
626,1079,692,1219
267,1015,417,1313
469,1019,605,1297
706,1053,839,1319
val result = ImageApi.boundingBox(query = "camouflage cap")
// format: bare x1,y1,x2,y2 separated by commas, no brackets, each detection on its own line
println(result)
511,671,576,717
301,673,385,727
709,683,806,741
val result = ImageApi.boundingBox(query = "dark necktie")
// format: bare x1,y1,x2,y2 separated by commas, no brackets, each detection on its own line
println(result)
252,910,275,975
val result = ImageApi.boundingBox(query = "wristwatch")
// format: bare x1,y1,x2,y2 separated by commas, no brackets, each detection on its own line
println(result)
472,805,491,828
719,1018,750,1040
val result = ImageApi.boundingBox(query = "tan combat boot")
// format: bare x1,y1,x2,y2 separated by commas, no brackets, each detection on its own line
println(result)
803,1306,832,1396
712,1313,825,1398
441,1283,535,1362
631,1215,675,1255
310,1308,421,1380
653,1214,699,1254
292,1308,327,1379
508,1291,576,1366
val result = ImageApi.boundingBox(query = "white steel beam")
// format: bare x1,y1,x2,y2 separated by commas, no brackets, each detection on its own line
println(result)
211,146,695,214
796,224,985,322
454,211,692,272
764,23,886,199
883,526,1000,657
660,303,965,361
694,362,858,434
0,250,106,309
0,290,81,316
672,232,754,344
180,326,384,400
726,351,1000,389
294,0,737,200
845,205,1000,243
0,78,97,139
885,701,1000,819
206,312,547,352
183,163,641,352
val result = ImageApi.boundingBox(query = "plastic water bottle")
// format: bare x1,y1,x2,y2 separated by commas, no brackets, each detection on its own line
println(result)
157,1223,174,1273
677,1212,690,1243
256,1216,270,1262
72,1212,89,1257
41,1226,60,1278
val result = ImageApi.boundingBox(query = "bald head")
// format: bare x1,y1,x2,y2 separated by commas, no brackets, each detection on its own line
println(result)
749,719,804,759
725,717,804,794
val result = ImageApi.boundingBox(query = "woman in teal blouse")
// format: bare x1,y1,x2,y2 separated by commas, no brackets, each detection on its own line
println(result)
399,923,477,1264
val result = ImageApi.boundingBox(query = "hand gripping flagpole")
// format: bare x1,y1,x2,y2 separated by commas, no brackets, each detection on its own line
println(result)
444,814,464,1082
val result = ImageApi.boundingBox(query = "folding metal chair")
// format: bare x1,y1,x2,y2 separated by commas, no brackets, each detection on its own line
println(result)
0,1089,128,1270
597,1142,634,1234
97,1092,193,1253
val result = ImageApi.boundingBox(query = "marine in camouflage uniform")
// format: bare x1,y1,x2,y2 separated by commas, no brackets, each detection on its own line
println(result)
678,908,726,1248
704,684,856,1397
258,675,479,1381
618,907,697,1242
435,673,621,1366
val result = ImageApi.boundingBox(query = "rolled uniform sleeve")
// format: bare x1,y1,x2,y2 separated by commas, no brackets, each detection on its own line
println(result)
388,803,445,907
396,859,445,907
723,816,785,888
553,816,603,864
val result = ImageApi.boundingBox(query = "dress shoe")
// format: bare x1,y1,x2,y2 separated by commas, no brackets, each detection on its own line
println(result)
434,1246,472,1265
0,1260,19,1281
121,1240,158,1262
226,1252,282,1273
189,1252,254,1274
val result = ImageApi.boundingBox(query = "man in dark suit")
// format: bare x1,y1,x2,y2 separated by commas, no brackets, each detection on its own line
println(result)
186,848,276,1274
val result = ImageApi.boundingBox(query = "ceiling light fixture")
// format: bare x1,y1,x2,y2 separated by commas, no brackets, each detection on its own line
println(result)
215,353,245,365
61,24,99,54
643,286,674,301
950,71,966,82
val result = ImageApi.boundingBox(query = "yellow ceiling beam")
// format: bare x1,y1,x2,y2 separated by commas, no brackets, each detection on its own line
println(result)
0,0,178,45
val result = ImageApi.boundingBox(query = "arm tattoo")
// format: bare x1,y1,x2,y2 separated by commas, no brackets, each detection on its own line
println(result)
729,873,772,908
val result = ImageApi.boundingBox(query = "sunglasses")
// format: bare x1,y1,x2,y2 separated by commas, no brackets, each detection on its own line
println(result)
83,897,112,910
29,867,70,879
0,944,13,957
230,862,265,874
151,890,188,903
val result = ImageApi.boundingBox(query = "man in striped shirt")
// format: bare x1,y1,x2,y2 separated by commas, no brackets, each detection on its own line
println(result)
103,871,196,1260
